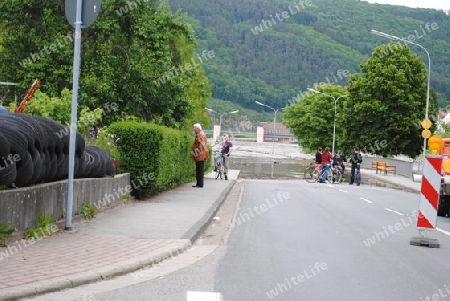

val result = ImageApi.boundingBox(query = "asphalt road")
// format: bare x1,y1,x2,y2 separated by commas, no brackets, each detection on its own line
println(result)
25,180,450,301
216,180,450,300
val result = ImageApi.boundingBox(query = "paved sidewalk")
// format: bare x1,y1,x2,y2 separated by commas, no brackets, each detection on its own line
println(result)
0,170,239,301
360,168,421,193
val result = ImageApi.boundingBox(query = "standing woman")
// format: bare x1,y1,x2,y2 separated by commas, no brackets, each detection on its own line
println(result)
320,147,333,183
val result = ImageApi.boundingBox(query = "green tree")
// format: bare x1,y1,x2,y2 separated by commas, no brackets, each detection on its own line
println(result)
282,84,348,154
0,0,211,129
344,42,433,158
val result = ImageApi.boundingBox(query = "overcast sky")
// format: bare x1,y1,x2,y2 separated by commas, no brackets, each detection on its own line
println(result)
364,0,450,11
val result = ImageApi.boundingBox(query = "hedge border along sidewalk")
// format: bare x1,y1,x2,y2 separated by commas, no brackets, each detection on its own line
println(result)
109,121,211,199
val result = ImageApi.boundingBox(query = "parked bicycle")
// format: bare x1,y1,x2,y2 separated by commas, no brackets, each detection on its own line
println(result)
214,152,226,180
354,163,361,186
304,162,332,183
304,162,343,184
330,164,343,184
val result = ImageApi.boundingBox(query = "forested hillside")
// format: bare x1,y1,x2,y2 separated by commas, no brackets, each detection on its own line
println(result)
168,0,450,110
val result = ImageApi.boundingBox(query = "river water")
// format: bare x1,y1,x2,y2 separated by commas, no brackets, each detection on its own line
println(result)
223,141,316,179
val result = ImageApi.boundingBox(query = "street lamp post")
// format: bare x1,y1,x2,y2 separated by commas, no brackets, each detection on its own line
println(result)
370,29,431,170
308,89,347,155
219,110,239,128
205,108,239,130
255,101,279,155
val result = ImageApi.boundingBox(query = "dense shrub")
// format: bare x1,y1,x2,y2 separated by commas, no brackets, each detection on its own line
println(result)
156,127,193,191
109,121,211,198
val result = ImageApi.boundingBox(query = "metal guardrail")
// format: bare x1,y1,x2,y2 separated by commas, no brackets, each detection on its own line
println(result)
203,130,296,140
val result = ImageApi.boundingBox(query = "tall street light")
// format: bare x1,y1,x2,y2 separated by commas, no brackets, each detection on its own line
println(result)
371,29,431,170
255,101,279,154
308,88,347,155
205,108,239,128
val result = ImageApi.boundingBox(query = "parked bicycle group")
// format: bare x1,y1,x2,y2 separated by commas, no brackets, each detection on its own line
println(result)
305,146,363,185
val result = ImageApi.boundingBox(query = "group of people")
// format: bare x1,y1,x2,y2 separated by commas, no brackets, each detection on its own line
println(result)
314,146,363,184
191,123,232,188
191,122,363,187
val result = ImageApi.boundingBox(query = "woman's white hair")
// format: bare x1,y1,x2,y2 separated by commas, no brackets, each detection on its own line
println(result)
193,123,202,130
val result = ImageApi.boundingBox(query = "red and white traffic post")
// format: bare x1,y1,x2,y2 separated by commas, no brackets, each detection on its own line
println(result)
410,154,442,248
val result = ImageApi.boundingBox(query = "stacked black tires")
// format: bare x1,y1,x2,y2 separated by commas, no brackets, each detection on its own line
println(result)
0,113,115,187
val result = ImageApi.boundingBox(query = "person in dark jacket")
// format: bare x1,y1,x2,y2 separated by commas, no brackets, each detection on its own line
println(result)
314,147,322,180
333,150,347,173
349,147,363,185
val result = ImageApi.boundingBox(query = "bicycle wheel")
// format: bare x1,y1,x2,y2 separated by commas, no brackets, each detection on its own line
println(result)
355,170,361,186
334,171,343,184
219,162,225,179
215,162,222,179
304,166,317,183
327,170,333,183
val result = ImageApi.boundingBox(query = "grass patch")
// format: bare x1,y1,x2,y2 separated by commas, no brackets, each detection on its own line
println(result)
81,203,98,220
24,213,57,240
0,223,14,245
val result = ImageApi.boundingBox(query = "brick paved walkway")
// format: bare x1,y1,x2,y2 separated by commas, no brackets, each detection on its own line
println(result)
0,170,237,301
0,232,186,289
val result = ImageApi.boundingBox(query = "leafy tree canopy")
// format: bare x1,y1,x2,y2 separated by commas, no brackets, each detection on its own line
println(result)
0,0,211,129
284,43,438,158
343,43,436,158
282,84,348,154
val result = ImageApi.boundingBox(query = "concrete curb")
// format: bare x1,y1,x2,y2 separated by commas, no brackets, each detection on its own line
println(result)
0,240,191,301
182,176,238,242
360,169,420,193
0,176,239,301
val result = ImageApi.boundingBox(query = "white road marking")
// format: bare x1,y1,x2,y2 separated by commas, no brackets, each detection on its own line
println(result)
436,227,450,236
338,189,348,192
360,198,372,204
187,291,223,300
383,208,405,216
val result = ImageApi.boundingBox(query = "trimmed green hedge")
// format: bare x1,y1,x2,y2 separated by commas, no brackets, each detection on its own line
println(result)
109,121,211,198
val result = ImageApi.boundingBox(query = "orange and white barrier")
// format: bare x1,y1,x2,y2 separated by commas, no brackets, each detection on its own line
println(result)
416,155,443,230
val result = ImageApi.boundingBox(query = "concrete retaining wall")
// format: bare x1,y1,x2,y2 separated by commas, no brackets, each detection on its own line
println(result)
0,173,131,233
361,156,413,177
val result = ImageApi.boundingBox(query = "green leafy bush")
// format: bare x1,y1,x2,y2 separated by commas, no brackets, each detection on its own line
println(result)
155,126,195,191
109,121,211,198
109,121,162,198
9,89,103,135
